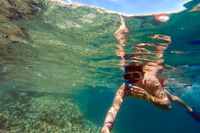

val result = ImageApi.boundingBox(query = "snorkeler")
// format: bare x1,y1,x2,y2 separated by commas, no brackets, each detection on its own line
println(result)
101,33,200,133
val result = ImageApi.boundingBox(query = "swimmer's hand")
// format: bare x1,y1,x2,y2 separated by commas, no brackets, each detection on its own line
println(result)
101,126,110,133
130,86,151,101
130,86,171,110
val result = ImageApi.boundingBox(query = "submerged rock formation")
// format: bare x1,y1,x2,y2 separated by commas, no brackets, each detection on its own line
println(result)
0,0,47,45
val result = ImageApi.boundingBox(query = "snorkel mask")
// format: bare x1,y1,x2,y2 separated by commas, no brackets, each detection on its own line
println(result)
123,65,143,87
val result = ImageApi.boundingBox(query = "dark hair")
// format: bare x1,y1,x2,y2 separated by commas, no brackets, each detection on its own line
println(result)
123,65,144,83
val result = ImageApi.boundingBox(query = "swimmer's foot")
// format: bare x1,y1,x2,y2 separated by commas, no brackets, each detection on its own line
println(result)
188,108,200,122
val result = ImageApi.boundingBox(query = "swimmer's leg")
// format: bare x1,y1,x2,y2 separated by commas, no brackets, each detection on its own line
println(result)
165,89,200,122
164,89,192,112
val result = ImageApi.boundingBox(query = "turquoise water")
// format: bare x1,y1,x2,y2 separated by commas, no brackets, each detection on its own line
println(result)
0,0,200,132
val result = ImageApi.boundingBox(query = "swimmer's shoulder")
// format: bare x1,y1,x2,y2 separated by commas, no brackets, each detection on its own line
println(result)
138,75,162,90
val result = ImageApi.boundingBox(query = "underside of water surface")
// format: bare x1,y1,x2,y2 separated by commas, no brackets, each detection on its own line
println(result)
0,0,200,132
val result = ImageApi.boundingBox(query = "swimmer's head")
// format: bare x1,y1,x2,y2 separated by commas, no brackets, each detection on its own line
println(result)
123,65,144,83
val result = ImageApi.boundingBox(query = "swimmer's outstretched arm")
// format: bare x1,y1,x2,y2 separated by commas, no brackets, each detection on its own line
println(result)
101,83,127,133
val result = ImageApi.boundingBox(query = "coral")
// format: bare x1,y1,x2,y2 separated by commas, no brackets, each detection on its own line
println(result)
0,90,101,132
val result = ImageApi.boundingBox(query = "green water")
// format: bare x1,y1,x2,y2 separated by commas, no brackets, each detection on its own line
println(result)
0,0,200,132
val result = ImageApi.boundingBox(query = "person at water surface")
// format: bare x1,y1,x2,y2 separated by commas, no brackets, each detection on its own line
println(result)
101,34,200,133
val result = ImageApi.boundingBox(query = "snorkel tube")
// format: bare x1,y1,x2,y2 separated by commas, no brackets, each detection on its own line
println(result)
123,65,133,87
123,78,134,87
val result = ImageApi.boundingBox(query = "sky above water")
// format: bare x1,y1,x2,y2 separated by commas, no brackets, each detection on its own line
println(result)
63,0,190,15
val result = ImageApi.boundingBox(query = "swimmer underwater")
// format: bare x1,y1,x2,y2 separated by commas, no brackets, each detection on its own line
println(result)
101,34,200,133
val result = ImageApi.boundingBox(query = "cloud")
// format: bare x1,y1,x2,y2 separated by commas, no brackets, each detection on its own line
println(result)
107,0,117,2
